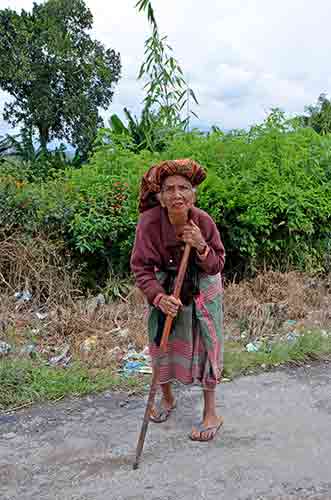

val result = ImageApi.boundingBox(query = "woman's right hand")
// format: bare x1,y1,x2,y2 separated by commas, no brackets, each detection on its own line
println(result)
158,294,182,317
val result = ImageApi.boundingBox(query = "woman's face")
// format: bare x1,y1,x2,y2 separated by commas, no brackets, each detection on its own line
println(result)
160,174,195,211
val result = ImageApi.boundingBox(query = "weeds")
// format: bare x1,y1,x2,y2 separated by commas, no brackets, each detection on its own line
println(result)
1,269,331,410
224,271,331,341
1,331,330,411
0,360,147,412
0,231,81,305
223,331,331,379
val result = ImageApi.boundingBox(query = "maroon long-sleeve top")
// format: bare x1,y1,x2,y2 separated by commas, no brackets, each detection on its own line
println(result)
130,206,225,304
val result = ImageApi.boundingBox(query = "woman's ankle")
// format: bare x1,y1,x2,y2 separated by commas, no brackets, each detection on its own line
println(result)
160,383,175,404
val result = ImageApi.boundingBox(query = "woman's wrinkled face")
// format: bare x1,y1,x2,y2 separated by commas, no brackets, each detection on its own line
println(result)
160,175,195,211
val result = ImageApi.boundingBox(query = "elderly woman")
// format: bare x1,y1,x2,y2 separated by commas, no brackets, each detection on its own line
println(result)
131,159,225,442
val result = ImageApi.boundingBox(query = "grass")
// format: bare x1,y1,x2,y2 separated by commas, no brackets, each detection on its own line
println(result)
1,269,330,412
223,330,331,379
0,361,147,412
1,330,330,412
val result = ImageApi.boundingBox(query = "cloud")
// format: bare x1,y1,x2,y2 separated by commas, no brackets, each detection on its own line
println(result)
0,0,330,134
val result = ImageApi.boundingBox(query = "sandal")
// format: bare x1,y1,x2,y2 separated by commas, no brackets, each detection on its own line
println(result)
149,401,176,423
189,417,224,442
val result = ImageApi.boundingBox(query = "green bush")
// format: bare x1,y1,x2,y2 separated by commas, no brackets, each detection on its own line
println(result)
166,111,331,273
0,141,158,285
1,111,331,285
0,175,38,231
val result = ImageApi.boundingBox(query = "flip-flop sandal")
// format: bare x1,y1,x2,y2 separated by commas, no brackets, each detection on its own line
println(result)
189,417,224,442
149,402,176,423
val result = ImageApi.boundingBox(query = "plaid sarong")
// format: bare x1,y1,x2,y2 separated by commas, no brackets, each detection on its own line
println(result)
148,272,224,390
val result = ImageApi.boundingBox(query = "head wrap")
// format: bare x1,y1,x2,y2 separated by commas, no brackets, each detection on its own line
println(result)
138,159,206,213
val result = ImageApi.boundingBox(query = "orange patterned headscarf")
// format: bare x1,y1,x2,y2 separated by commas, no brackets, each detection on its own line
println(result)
139,159,206,213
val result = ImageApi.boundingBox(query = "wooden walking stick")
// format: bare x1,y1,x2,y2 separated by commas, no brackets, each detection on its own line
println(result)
133,209,191,470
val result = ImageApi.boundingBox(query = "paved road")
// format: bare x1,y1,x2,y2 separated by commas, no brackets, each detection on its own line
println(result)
1,362,331,500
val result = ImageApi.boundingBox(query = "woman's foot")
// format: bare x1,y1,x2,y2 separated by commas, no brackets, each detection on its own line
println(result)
150,397,176,423
189,415,224,441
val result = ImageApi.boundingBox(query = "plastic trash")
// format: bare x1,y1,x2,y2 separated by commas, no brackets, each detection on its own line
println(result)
36,312,48,320
49,345,71,366
286,332,299,343
123,361,145,375
14,290,32,302
0,341,11,356
246,342,261,352
120,346,152,375
122,361,153,375
96,293,106,305
137,366,153,375
123,349,150,363
87,294,105,314
80,336,98,353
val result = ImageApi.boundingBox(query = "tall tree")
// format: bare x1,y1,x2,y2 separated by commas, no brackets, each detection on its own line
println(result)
0,0,121,154
304,93,331,135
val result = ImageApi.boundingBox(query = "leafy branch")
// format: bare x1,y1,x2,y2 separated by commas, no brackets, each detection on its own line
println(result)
135,0,198,129
135,0,158,32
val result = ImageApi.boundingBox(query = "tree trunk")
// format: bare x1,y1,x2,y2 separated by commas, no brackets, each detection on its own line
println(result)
38,125,49,151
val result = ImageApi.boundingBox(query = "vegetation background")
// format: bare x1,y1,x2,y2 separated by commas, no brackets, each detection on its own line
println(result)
0,0,331,409
1,1,330,296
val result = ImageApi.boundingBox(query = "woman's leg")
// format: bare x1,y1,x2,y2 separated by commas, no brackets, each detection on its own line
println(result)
160,381,176,407
190,389,223,441
150,381,176,422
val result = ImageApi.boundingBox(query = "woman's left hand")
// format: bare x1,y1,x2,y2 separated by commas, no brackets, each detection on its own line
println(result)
182,220,206,251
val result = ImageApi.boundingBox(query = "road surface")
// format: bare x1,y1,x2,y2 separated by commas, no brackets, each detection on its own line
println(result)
1,361,331,500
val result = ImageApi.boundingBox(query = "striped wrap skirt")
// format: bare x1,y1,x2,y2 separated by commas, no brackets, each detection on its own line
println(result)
148,272,224,390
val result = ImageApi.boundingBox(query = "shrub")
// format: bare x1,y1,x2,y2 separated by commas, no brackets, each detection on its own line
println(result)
166,111,331,274
1,111,331,285
0,175,37,231
0,142,158,286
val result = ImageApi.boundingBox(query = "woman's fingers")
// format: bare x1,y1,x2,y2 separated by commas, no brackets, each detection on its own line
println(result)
182,226,193,237
168,309,177,318
182,228,194,245
160,305,177,317
159,295,182,317
168,295,182,307
182,221,205,249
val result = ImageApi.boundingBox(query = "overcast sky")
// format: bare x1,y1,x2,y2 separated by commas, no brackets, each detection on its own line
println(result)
1,0,331,136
